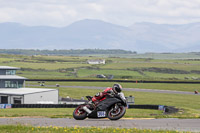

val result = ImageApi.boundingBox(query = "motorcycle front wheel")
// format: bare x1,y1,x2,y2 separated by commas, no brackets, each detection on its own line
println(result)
107,105,126,120
73,105,87,120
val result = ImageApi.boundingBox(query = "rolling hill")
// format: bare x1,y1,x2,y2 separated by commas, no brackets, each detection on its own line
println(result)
0,19,200,52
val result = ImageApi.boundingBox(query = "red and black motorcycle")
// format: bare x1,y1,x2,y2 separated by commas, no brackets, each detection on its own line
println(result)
73,93,127,120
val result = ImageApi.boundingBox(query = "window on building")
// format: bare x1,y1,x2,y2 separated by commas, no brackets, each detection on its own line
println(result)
6,70,16,75
1,96,8,104
5,81,19,88
18,84,23,88
13,98,22,104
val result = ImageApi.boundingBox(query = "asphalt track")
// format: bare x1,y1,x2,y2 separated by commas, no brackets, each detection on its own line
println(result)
0,118,200,132
28,84,198,95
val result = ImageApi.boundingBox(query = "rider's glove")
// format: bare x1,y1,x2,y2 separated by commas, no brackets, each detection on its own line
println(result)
107,90,112,93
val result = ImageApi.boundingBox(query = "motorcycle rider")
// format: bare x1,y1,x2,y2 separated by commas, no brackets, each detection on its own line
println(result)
83,83,123,114
74,83,127,120
92,83,123,103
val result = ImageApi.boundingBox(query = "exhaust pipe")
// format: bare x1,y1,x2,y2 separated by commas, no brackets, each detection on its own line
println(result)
83,106,92,114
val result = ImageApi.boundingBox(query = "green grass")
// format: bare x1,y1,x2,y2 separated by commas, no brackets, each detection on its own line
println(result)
0,54,200,119
3,61,90,70
0,108,164,118
0,125,184,133
143,71,200,80
17,71,76,79
57,87,200,110
56,86,200,118
15,83,200,119
101,61,200,71
77,69,142,78
27,81,200,92
1,54,200,81
0,108,74,118
0,85,199,118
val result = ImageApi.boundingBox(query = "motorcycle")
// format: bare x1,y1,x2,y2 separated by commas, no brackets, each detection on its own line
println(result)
73,92,127,120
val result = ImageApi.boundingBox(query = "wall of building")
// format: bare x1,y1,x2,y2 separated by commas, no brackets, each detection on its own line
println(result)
0,90,58,104
0,95,24,104
24,90,58,104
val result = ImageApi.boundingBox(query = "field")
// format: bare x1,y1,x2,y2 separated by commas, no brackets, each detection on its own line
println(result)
0,54,200,81
0,53,200,132
0,54,200,118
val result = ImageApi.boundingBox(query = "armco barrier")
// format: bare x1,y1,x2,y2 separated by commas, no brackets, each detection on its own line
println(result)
10,104,178,114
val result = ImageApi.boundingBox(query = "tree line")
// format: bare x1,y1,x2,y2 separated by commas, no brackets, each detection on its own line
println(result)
0,49,137,55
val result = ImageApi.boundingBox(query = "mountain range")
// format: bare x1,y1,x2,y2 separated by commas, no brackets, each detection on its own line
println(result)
0,19,200,53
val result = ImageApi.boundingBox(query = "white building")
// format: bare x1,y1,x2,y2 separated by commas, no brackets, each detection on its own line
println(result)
0,66,26,88
0,88,58,104
0,66,58,104
87,59,105,64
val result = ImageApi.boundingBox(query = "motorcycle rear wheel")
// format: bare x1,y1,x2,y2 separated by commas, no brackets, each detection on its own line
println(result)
73,105,87,120
107,105,126,120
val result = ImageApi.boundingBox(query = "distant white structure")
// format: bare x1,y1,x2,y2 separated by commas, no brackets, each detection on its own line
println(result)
87,59,105,64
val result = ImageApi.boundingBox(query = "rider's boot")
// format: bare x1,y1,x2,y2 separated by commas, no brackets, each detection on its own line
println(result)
88,100,95,109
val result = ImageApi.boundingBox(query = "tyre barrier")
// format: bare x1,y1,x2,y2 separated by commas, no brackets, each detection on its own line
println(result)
128,104,159,110
164,106,179,114
11,104,78,108
10,104,178,114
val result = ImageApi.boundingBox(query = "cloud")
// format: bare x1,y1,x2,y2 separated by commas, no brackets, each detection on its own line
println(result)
0,0,200,26
86,3,103,12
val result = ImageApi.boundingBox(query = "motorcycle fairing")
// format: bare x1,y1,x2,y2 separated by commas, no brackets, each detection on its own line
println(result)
97,97,121,111
88,110,99,118
88,97,121,118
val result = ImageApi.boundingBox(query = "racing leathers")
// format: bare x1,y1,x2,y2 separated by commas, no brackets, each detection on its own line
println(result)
92,87,115,104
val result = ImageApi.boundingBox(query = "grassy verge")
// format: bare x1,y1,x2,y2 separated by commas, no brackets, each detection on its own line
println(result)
56,85,200,119
0,125,185,133
55,87,200,119
0,108,164,118
1,85,199,119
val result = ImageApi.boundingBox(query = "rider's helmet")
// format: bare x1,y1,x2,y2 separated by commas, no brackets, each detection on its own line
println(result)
112,83,122,94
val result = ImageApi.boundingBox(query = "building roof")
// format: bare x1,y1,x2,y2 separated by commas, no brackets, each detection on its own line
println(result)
0,66,20,70
0,88,57,95
0,75,27,80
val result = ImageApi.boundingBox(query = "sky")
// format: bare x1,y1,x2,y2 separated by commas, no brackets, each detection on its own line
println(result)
0,0,200,27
